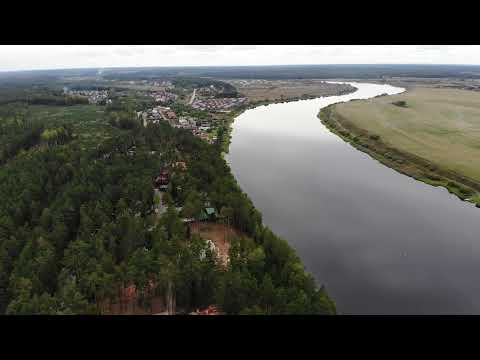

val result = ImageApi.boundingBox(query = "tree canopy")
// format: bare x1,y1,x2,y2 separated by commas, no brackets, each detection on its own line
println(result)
0,84,335,315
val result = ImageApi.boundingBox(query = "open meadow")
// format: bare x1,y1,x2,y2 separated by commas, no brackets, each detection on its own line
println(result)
226,79,355,102
325,86,480,203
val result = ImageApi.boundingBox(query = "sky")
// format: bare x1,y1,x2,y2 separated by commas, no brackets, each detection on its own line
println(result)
1,45,480,72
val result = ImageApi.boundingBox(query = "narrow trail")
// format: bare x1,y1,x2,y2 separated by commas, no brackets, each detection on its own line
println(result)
188,88,196,105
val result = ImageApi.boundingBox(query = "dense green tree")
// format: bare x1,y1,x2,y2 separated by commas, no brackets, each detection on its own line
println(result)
56,276,92,314
6,277,37,314
182,190,203,219
0,85,335,315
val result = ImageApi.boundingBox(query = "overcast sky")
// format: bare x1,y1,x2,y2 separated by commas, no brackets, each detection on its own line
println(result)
1,45,480,71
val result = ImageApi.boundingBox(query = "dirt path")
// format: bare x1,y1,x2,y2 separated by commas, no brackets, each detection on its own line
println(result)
188,88,196,105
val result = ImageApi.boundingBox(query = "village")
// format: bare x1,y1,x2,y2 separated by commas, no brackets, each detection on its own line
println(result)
145,80,174,89
63,88,111,104
150,89,178,104
136,105,218,143
135,84,246,144
191,96,247,112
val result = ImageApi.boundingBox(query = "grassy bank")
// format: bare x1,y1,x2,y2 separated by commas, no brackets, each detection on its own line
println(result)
319,87,480,207
226,79,356,102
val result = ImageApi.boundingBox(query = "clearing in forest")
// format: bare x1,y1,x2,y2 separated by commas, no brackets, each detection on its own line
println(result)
189,222,244,266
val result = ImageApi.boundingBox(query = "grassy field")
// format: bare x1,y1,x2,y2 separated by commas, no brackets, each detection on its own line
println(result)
321,86,480,205
226,79,355,102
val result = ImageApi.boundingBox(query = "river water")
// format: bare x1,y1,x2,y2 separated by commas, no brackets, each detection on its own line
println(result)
225,82,480,314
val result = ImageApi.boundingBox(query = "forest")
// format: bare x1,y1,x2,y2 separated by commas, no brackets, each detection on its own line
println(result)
0,87,336,315
99,64,480,80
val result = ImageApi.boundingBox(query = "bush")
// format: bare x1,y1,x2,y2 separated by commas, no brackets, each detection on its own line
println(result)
447,181,458,188
392,100,407,108
426,173,441,181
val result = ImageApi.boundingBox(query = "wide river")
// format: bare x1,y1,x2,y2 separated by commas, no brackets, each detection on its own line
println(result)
225,82,480,314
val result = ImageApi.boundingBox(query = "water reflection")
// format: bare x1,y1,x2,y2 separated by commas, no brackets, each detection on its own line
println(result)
226,82,480,314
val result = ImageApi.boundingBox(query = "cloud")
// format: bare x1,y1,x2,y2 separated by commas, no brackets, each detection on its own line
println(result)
178,45,225,52
113,46,139,57
1,45,480,72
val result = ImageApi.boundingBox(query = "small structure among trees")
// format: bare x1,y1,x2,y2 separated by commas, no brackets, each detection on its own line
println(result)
154,169,170,191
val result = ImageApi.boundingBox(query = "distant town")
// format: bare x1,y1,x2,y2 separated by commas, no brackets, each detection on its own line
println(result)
59,80,251,146
63,88,112,105
133,84,249,144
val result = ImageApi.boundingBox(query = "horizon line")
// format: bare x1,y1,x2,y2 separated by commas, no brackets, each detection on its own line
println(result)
1,63,480,74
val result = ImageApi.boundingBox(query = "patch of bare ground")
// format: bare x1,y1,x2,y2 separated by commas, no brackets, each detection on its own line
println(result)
101,296,166,315
99,284,167,315
188,221,244,267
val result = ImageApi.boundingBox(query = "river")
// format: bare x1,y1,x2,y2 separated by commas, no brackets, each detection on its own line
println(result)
225,82,480,314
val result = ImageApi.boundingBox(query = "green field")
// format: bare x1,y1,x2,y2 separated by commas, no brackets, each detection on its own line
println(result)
31,105,117,146
322,87,480,204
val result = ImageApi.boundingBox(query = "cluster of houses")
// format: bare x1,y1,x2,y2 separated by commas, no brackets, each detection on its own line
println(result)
195,131,216,144
229,79,271,89
175,116,217,144
191,97,248,112
137,106,177,126
163,108,178,123
137,106,217,144
125,80,173,88
188,123,217,144
150,90,178,104
177,116,197,130
151,80,174,89
64,88,111,104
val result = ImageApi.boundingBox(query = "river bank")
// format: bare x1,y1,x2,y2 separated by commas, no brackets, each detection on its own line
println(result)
226,81,480,314
319,90,480,208
220,83,358,155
